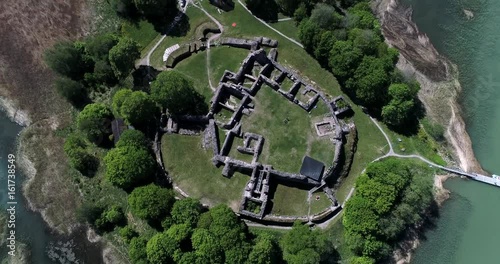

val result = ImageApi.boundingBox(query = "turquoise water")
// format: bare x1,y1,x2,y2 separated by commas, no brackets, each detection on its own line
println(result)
0,110,103,263
402,0,500,263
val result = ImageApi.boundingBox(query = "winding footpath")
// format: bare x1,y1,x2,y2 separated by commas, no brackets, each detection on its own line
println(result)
191,1,224,91
139,0,191,66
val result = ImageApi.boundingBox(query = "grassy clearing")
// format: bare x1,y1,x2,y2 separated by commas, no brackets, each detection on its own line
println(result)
162,134,249,209
310,191,334,215
209,47,250,86
382,122,447,166
327,216,355,261
121,20,161,56
271,184,309,216
241,86,330,173
150,7,212,69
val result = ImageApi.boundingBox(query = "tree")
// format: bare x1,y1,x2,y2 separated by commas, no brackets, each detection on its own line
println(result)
104,146,155,189
112,89,133,115
348,56,391,107
298,19,322,54
247,233,281,264
63,133,98,175
309,3,342,30
382,83,419,127
120,226,139,243
150,71,208,115
146,232,179,264
351,256,376,264
276,0,301,16
86,33,119,61
119,91,157,126
128,184,175,220
44,41,93,80
116,129,149,149
134,0,177,19
293,3,308,24
207,205,247,251
328,40,363,82
280,221,328,263
178,252,198,264
191,228,224,264
314,31,336,68
129,236,149,264
349,28,381,56
109,38,140,79
77,103,113,144
84,60,118,88
171,198,204,227
54,77,88,108
245,0,279,21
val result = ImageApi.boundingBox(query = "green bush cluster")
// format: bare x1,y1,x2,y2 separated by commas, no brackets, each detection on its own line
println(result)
44,34,140,109
343,158,434,262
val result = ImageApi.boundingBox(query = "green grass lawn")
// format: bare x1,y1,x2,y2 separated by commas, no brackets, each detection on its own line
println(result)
271,184,309,216
121,20,160,56
310,191,334,215
209,46,250,86
162,134,249,209
150,7,213,69
268,19,300,41
171,51,212,102
240,86,331,173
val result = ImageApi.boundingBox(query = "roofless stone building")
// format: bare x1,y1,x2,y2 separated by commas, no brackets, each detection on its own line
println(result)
159,41,355,224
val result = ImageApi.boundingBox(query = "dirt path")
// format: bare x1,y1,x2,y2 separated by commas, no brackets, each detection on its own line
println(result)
192,1,224,91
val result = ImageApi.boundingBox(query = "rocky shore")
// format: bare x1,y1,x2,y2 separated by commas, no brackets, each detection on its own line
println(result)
373,0,485,175
372,0,486,262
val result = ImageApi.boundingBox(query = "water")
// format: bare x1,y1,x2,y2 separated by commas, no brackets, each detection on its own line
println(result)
400,0,500,263
0,109,103,263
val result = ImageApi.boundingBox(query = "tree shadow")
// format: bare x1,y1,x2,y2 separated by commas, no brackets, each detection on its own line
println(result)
132,65,161,92
209,0,235,11
147,11,190,36
246,0,279,22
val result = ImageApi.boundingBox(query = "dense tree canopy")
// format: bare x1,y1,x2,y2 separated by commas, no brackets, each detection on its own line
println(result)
116,129,149,149
44,41,93,80
343,158,434,260
63,133,97,175
171,198,204,228
86,33,119,61
382,83,420,127
129,236,149,264
146,232,179,263
128,184,175,221
109,37,141,79
55,77,88,108
247,233,280,264
104,146,155,189
280,221,329,264
77,103,113,144
117,90,157,126
150,71,208,115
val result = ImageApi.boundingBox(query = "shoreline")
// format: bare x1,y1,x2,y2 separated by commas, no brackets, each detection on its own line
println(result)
373,0,484,262
373,0,485,175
